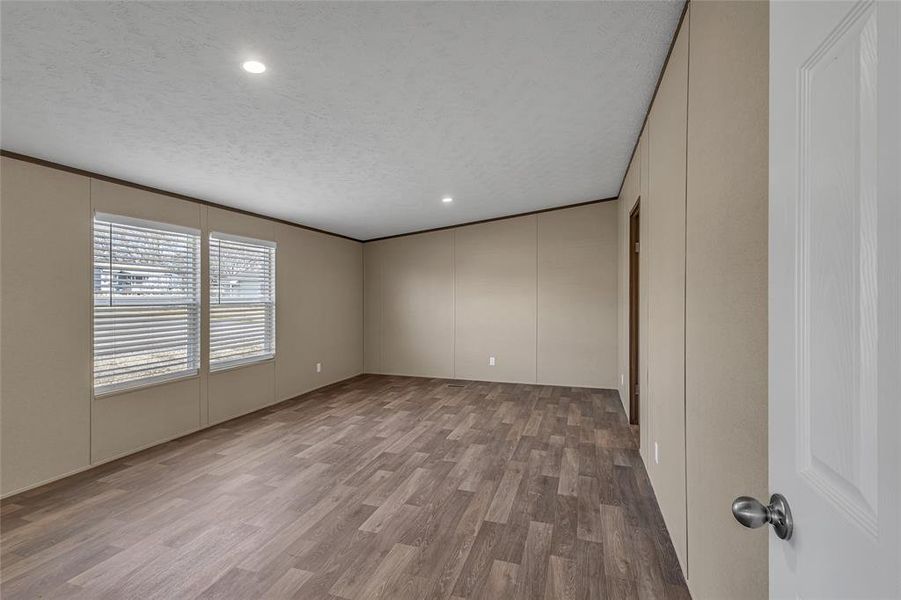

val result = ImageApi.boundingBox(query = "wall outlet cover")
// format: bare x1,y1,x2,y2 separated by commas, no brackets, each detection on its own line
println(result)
489,356,496,366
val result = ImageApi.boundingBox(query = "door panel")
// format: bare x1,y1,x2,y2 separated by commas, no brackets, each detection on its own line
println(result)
770,1,900,597
797,0,879,536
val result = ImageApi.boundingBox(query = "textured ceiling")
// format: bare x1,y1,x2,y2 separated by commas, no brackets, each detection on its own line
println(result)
1,1,682,240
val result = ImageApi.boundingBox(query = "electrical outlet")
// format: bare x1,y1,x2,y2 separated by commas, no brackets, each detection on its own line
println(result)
654,442,660,464
489,356,496,367
316,362,322,373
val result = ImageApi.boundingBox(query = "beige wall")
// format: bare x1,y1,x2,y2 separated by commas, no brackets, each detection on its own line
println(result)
0,157,363,496
90,178,206,461
0,159,616,496
538,203,619,387
364,202,619,388
455,216,537,383
1,160,92,495
646,16,689,572
377,230,455,378
684,1,768,598
205,207,278,427
615,17,692,573
276,223,363,403
616,2,768,598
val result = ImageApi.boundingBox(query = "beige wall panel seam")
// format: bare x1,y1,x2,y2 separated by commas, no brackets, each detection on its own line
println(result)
89,178,95,463
682,5,691,581
533,216,537,383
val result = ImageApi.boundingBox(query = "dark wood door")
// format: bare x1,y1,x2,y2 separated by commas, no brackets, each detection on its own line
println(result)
629,200,640,427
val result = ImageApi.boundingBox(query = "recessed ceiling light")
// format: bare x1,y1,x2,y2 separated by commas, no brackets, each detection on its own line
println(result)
242,60,266,74
442,197,453,203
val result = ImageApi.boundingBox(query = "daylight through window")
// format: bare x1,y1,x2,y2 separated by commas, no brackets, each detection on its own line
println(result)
209,232,276,370
93,214,201,394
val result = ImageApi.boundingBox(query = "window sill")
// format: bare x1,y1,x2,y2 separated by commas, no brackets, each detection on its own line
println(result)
208,355,275,375
93,372,200,399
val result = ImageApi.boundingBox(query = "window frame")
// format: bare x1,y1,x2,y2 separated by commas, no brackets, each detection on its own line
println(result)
208,231,277,372
92,212,201,396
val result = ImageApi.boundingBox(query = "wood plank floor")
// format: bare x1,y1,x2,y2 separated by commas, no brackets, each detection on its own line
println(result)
0,375,690,599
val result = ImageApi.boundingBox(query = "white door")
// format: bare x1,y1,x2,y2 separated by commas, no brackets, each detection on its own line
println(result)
769,0,900,598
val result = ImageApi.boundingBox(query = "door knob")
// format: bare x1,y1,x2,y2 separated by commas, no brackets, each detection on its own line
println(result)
731,493,793,540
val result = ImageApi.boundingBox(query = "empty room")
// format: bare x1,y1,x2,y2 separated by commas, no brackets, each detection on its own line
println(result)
1,1,898,599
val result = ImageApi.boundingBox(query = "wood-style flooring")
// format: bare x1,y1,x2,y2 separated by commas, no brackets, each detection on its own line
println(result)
0,375,690,599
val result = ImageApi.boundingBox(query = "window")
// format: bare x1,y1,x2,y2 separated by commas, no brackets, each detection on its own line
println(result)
209,232,276,370
93,214,201,394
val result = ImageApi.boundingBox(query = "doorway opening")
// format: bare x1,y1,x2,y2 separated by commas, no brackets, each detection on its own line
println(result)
629,199,640,428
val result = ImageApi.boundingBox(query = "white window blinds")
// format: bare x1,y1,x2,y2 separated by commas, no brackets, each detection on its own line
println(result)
93,214,201,394
209,232,276,370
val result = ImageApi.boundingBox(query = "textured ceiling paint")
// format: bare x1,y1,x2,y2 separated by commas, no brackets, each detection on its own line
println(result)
1,1,683,240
